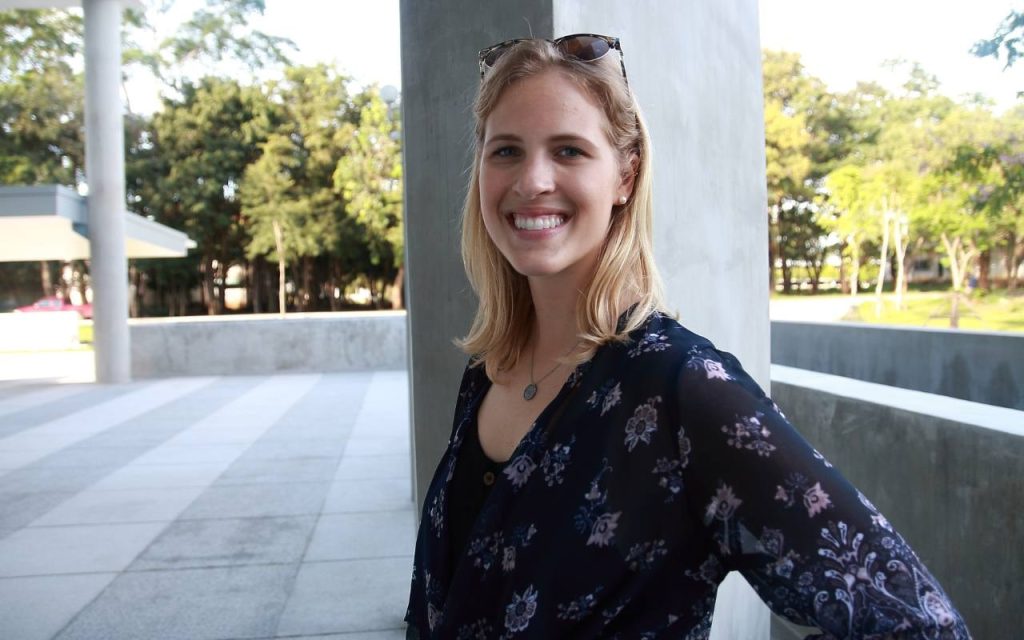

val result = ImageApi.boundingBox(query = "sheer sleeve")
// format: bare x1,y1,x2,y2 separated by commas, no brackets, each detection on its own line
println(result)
674,346,971,639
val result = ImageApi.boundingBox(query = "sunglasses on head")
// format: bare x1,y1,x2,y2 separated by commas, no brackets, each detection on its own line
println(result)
478,33,628,84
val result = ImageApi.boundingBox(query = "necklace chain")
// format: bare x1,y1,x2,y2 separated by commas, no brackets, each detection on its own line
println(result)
523,340,579,401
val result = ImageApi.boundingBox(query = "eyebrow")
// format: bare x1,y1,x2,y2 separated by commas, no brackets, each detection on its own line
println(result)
484,133,595,146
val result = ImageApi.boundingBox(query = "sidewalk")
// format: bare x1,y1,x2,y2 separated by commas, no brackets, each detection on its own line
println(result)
0,370,413,640
768,294,860,322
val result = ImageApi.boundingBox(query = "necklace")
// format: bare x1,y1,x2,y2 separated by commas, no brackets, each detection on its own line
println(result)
523,341,578,401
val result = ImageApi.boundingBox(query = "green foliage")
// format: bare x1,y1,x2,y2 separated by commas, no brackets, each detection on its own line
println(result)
241,66,349,263
971,10,1024,70
0,10,82,81
0,63,83,185
333,87,404,273
152,0,295,85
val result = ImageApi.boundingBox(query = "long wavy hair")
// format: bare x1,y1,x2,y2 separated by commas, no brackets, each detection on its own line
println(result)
458,39,665,381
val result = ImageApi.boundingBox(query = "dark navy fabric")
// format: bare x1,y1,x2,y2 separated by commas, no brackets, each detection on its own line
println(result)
405,311,970,639
448,414,505,563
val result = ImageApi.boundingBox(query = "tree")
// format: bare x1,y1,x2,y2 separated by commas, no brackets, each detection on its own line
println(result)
1,9,88,306
239,64,356,313
948,108,1024,291
0,3,297,315
333,87,404,308
822,165,881,296
972,10,1024,70
763,51,861,293
146,77,271,314
240,134,312,314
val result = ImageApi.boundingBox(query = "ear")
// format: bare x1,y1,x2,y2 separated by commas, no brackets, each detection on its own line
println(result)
618,152,639,201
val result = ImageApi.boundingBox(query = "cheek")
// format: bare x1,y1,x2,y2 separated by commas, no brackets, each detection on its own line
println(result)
478,169,502,213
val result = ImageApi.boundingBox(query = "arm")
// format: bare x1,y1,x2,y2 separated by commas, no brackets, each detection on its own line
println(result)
675,346,971,639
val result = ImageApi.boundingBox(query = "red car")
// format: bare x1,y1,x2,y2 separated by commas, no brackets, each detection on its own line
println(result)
15,296,93,319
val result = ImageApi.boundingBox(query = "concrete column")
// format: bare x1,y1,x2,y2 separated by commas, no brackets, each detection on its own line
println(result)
83,0,131,383
401,1,769,637
400,0,553,504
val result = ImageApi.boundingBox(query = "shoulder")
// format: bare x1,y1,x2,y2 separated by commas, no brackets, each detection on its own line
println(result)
614,312,772,415
617,310,713,365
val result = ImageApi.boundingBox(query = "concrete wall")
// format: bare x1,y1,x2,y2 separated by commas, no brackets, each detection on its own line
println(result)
771,365,1024,639
129,312,406,378
771,320,1024,410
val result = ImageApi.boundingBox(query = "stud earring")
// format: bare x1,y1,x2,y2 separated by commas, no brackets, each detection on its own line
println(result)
618,195,628,205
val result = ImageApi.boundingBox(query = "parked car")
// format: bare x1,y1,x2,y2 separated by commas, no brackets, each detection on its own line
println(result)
14,296,93,319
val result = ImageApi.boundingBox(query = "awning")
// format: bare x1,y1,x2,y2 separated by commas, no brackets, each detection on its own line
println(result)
0,185,195,262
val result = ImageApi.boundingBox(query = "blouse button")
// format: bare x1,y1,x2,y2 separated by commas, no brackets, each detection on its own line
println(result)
482,471,495,486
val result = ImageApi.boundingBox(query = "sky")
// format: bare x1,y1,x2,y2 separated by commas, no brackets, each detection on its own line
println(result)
128,0,1020,114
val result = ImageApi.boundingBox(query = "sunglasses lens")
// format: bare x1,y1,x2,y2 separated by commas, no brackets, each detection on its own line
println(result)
482,45,509,69
558,36,611,62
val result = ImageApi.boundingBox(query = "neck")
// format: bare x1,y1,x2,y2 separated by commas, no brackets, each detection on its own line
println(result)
527,276,583,360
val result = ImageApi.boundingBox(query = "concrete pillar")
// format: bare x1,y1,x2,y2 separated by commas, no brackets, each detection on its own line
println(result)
83,0,131,383
401,1,769,637
401,0,554,506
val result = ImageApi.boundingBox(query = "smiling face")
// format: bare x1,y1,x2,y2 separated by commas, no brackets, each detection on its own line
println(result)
478,70,633,289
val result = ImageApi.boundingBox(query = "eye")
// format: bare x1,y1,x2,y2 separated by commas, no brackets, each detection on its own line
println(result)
491,146,519,158
557,146,584,158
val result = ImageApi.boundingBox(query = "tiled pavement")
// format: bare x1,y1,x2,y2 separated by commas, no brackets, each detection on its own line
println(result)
0,371,414,640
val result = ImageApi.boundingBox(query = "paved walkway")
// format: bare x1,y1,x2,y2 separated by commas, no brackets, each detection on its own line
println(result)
768,295,861,322
0,371,413,640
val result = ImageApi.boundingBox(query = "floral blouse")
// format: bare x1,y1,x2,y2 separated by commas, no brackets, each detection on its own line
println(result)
405,311,970,639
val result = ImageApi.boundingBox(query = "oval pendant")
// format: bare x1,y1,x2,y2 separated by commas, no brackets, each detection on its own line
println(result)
523,383,538,401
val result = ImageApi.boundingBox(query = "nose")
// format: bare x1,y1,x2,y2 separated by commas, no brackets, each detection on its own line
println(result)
513,154,555,200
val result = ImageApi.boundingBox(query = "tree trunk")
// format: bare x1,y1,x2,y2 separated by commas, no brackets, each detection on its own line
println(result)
249,259,261,314
941,233,978,329
77,260,89,306
978,249,991,292
1014,241,1024,291
217,260,227,314
302,256,315,312
272,219,287,316
839,241,849,294
892,219,908,310
128,262,140,318
950,289,960,329
265,264,278,314
781,259,792,294
391,266,404,309
767,206,777,294
39,261,53,297
329,258,344,311
200,258,215,315
850,242,860,297
874,214,890,318
1007,231,1019,292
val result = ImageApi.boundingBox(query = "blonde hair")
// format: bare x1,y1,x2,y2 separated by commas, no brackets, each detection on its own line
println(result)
458,39,665,380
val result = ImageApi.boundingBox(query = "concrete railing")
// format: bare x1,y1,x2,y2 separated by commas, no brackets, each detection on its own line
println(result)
0,311,81,351
770,365,1024,639
771,320,1024,410
130,311,407,378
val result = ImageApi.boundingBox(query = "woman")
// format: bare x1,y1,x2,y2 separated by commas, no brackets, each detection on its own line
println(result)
405,35,970,639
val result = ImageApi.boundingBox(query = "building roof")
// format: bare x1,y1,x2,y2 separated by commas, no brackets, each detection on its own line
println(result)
0,185,195,262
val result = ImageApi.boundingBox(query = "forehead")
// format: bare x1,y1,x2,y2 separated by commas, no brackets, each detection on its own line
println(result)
483,70,610,141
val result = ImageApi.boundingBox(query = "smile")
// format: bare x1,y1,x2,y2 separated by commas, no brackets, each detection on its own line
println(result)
512,214,567,231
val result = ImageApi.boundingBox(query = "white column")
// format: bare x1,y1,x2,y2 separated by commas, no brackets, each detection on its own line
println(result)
83,0,131,383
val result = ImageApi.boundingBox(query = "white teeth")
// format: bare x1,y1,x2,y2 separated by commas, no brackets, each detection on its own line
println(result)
513,214,566,230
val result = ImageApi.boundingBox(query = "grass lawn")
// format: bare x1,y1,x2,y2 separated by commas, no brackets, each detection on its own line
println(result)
845,290,1024,333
